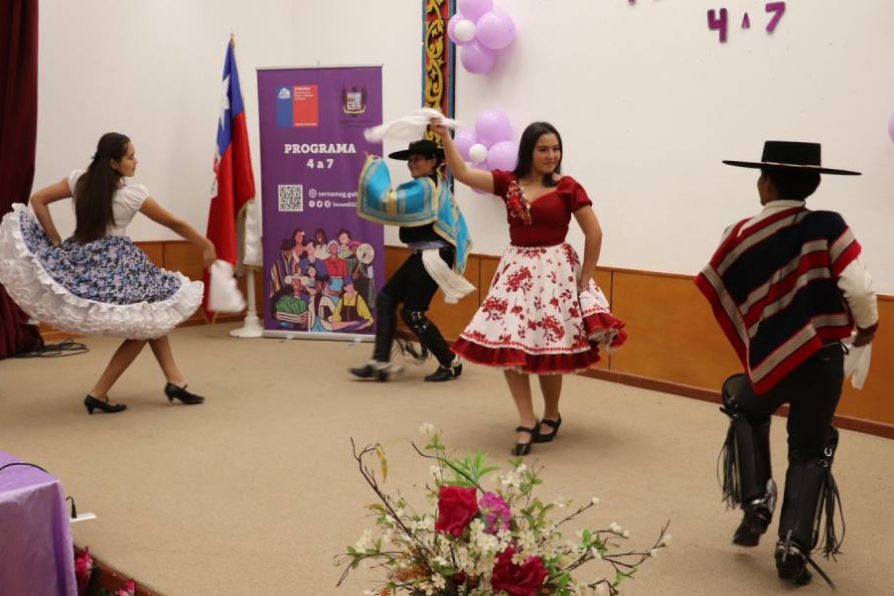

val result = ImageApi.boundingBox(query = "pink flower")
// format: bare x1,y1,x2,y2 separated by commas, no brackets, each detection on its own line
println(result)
116,579,136,596
479,492,511,534
75,547,94,587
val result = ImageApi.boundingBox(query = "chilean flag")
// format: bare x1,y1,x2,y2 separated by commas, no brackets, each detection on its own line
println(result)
205,37,255,316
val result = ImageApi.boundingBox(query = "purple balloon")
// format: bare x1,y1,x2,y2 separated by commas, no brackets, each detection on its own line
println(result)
453,129,478,161
447,13,469,46
889,113,894,143
486,140,518,171
475,110,512,146
460,41,497,74
458,0,493,23
476,10,517,51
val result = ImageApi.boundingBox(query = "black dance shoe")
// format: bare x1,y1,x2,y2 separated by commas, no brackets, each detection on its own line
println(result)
424,361,462,383
534,416,562,443
83,394,127,415
164,383,205,405
349,361,401,382
512,423,540,456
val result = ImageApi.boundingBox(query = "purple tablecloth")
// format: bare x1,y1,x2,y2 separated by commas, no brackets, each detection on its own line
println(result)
0,450,77,596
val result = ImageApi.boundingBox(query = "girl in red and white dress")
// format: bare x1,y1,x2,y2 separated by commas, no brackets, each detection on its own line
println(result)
431,119,626,456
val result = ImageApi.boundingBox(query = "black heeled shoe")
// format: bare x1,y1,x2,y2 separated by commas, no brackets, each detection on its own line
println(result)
512,423,540,456
534,416,562,443
83,394,127,415
164,383,205,405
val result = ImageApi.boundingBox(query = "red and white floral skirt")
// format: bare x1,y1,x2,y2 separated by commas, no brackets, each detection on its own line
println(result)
452,243,627,374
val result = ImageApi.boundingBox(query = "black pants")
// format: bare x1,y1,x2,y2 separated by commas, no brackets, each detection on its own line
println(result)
736,343,844,461
373,248,455,366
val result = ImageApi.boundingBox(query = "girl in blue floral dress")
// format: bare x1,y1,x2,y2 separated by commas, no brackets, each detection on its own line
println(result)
0,132,216,414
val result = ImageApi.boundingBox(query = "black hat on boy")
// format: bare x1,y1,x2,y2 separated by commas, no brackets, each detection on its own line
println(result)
723,141,860,176
388,140,445,161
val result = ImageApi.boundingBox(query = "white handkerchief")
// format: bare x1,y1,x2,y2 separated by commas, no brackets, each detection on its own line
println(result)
208,259,246,313
364,108,464,142
843,341,872,390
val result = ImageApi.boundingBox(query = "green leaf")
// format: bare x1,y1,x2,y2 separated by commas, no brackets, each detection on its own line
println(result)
375,445,388,482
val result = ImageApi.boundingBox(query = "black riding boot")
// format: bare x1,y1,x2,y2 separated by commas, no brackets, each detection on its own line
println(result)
720,374,776,546
775,427,844,588
400,309,461,382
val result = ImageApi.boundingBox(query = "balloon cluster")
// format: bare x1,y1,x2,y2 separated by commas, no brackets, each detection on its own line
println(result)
448,0,517,74
453,110,518,175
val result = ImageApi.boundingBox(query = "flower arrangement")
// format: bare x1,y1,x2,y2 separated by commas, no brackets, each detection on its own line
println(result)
337,425,669,595
75,547,137,596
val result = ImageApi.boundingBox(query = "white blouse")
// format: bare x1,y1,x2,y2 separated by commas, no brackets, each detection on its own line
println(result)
67,169,150,237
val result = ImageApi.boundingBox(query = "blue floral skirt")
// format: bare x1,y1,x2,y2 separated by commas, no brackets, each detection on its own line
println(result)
0,205,202,339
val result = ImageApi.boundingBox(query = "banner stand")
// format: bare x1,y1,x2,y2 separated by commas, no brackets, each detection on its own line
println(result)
261,330,372,342
256,65,384,342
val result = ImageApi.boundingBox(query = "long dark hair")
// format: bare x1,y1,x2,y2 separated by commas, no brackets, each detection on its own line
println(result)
512,122,562,188
73,133,131,243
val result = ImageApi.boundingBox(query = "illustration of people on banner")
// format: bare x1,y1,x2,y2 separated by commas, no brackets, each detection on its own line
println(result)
268,225,376,333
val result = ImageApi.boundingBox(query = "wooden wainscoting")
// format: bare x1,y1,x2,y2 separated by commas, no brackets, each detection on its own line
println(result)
387,249,894,438
38,241,894,437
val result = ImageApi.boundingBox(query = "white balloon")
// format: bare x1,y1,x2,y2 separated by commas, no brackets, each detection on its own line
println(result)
469,143,488,163
454,19,477,43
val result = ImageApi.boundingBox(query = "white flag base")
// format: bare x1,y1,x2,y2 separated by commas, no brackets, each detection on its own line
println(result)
229,268,264,338
229,312,263,338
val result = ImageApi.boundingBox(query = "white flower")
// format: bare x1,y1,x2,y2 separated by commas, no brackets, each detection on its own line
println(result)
517,530,537,551
419,422,437,435
432,573,446,589
660,533,672,547
354,529,373,550
622,530,630,538
650,548,659,558
609,522,623,534
590,496,600,506
590,547,602,560
499,470,523,490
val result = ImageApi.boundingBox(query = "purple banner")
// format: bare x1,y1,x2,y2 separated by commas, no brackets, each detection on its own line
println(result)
257,66,383,337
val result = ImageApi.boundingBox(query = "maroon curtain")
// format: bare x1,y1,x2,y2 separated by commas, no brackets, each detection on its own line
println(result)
0,0,42,359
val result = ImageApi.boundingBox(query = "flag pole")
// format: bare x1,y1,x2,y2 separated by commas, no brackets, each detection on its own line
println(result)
229,268,263,338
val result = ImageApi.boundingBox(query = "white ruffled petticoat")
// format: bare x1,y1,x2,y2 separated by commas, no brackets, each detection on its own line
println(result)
0,204,202,340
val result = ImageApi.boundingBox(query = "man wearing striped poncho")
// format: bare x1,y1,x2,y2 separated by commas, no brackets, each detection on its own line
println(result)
696,141,878,588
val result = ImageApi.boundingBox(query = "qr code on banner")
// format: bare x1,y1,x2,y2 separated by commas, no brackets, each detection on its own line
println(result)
278,184,303,212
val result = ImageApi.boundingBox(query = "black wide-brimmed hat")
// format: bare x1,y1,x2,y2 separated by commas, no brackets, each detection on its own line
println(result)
388,139,445,161
723,141,861,176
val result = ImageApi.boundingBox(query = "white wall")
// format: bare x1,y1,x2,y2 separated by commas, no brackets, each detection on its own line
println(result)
34,1,894,291
455,0,894,292
37,0,296,240
35,0,422,243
